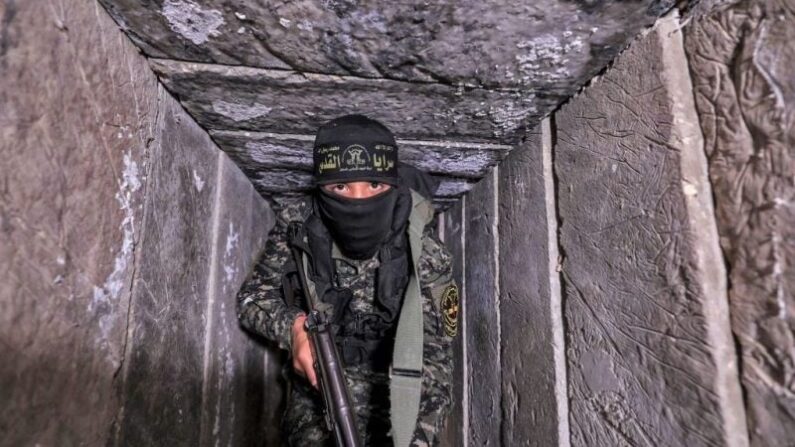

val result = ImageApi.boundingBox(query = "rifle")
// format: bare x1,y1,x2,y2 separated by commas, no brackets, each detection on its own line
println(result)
289,224,363,447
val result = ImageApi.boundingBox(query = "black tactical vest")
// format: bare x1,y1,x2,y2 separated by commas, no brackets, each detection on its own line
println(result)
284,165,439,372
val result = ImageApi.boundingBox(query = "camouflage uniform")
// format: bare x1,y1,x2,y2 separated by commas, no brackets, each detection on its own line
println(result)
237,196,457,446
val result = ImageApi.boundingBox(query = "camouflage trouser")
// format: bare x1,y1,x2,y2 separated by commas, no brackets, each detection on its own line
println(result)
282,363,451,447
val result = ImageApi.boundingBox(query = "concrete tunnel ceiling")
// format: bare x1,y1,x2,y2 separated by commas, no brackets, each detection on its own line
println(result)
99,0,676,207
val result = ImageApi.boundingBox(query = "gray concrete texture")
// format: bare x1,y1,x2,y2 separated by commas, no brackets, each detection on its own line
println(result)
148,58,536,144
438,7,783,447
0,1,158,443
555,12,746,447
440,200,466,447
684,1,795,445
498,121,568,447
0,1,280,445
208,129,512,201
4,0,795,445
98,0,672,88
95,0,679,205
464,170,503,446
439,121,570,447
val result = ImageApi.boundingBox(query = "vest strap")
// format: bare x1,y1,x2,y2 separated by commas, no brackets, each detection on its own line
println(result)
390,191,432,447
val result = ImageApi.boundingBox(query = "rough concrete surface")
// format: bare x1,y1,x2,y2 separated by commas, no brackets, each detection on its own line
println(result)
0,1,281,445
0,1,159,444
464,170,502,446
199,155,279,447
440,200,466,447
685,1,795,445
555,13,746,447
115,88,220,446
9,0,795,445
210,130,512,179
249,189,287,447
96,0,678,200
149,58,536,145
99,0,671,88
498,123,568,446
209,129,509,206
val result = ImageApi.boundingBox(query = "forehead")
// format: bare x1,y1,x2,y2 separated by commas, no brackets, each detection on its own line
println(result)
323,181,375,186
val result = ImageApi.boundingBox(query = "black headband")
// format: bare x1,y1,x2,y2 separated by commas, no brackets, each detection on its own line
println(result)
313,114,399,185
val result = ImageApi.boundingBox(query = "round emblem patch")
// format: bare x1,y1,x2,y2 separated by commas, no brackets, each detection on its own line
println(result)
441,284,459,337
341,144,371,172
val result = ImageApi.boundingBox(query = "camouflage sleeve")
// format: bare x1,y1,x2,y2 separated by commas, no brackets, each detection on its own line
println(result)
412,226,459,446
236,208,306,352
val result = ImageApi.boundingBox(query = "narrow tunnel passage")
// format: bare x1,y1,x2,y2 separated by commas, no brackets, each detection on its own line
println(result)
2,1,794,446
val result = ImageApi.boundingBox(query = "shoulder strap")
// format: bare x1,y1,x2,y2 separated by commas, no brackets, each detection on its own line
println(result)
390,190,434,447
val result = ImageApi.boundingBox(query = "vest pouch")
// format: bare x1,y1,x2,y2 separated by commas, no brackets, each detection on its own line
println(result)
280,271,302,309
375,252,410,322
339,336,393,372
319,286,353,325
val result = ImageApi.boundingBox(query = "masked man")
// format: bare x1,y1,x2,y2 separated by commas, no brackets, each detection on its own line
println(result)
236,114,460,446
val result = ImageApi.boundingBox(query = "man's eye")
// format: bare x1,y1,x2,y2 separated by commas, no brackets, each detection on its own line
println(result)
334,184,346,191
370,182,382,189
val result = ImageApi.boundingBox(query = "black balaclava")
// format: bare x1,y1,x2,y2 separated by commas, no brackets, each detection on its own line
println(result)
312,114,403,260
317,187,398,260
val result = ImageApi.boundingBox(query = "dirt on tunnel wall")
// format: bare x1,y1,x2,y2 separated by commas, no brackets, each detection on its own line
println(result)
0,1,282,445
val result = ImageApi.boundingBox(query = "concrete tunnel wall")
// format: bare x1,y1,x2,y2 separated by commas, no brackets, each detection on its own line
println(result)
441,3,795,446
2,1,795,447
1,2,283,446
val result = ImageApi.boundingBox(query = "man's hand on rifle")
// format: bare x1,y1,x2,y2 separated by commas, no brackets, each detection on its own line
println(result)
291,314,318,389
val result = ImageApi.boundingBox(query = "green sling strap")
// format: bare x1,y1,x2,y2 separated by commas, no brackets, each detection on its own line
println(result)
390,190,433,447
